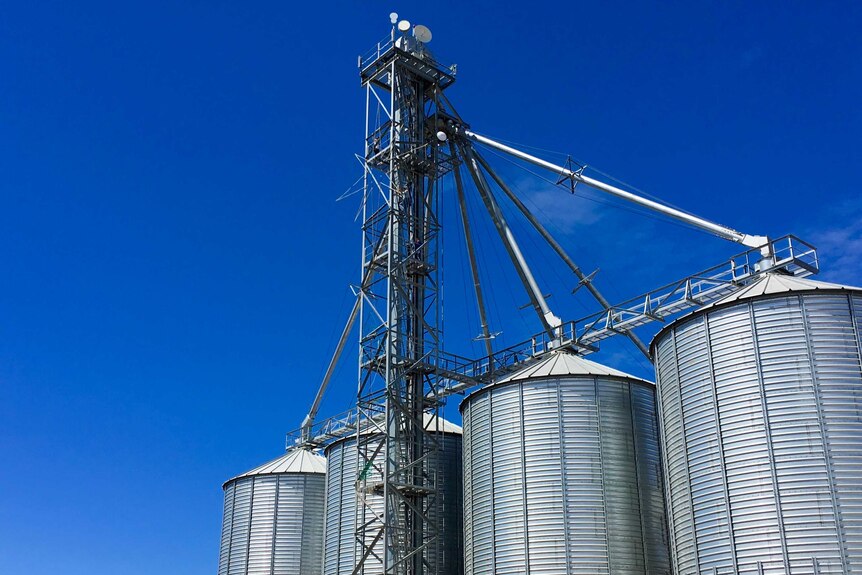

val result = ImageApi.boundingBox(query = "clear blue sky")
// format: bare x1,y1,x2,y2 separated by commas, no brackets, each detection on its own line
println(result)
1,2,860,574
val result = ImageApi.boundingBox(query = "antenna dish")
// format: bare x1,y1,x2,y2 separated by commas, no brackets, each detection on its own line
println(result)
397,20,411,33
414,25,432,43
389,12,398,24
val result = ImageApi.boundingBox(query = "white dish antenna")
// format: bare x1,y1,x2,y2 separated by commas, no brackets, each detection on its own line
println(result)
397,20,411,33
389,12,398,24
414,24,432,43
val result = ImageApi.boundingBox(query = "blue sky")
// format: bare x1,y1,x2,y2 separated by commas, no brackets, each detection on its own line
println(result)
1,2,860,574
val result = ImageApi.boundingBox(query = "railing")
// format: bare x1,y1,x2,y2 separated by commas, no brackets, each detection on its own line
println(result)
566,234,817,349
287,235,817,449
358,35,455,87
358,35,395,72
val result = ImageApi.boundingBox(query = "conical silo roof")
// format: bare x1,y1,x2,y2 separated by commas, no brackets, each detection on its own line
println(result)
225,447,326,487
353,412,462,435
651,273,862,353
701,273,860,311
422,412,463,434
325,413,462,453
491,350,652,386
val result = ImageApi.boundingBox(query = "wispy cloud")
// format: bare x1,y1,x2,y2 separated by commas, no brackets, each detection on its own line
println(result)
509,176,603,235
806,198,862,285
523,188,603,233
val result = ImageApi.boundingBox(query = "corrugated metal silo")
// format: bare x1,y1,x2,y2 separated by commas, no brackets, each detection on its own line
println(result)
323,416,463,575
218,448,326,575
460,350,671,575
652,273,862,575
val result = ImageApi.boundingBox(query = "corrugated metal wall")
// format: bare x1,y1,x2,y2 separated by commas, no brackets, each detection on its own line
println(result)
218,473,325,575
323,433,464,575
461,376,670,575
654,292,862,575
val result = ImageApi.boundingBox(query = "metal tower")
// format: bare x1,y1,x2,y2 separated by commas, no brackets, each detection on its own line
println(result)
354,20,455,575
290,15,822,575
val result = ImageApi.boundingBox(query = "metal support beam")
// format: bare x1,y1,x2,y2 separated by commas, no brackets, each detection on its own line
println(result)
355,29,450,575
288,235,819,451
458,141,562,339
301,294,361,441
451,145,495,360
301,212,393,442
472,150,651,359
460,129,769,251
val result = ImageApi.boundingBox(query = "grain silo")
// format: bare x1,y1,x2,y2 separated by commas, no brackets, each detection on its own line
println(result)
218,447,326,575
323,415,463,575
652,273,862,575
460,350,671,575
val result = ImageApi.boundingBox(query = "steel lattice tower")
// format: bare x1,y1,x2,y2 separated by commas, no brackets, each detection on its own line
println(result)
354,29,456,575
288,16,823,575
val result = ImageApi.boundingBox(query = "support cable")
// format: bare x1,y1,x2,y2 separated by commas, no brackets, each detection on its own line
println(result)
457,141,562,339
472,151,651,359
479,144,729,237
460,129,770,252
451,143,495,360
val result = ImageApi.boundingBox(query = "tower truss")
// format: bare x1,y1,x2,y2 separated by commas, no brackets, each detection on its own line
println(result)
288,18,822,575
354,32,455,575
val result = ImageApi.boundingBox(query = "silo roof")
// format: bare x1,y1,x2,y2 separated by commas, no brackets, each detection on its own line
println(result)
225,447,326,486
325,413,463,453
493,350,652,385
702,273,860,310
422,413,463,434
650,273,862,352
350,413,462,436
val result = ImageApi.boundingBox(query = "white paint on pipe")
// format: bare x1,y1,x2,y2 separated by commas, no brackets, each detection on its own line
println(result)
462,130,768,250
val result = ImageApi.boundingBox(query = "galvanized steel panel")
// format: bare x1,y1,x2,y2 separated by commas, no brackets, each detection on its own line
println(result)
229,480,252,574
323,433,463,575
219,471,325,575
656,332,699,574
323,438,363,575
219,482,235,575
247,477,277,574
654,290,862,575
461,374,670,575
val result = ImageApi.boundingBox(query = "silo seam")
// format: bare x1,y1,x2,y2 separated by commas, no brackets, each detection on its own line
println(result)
671,326,701,572
338,447,345,574
519,382,530,575
298,475,307,574
244,478,256,575
748,303,792,572
323,455,333,575
556,381,573,575
349,442,358,574
594,375,611,572
627,379,649,572
489,390,497,575
471,404,476,575
799,295,849,573
703,313,739,574
653,344,682,573
270,477,279,575
834,292,862,571
227,482,237,575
